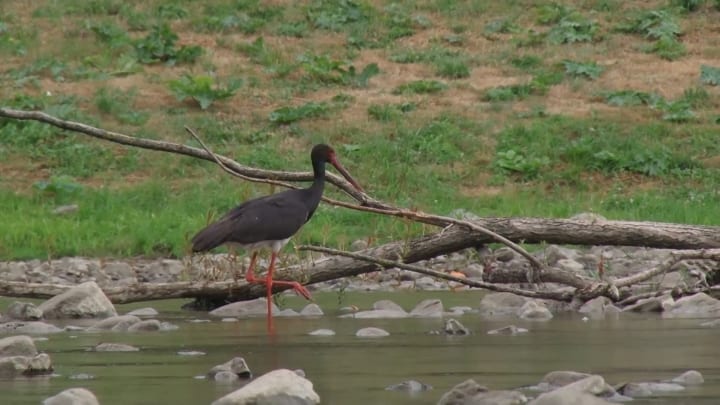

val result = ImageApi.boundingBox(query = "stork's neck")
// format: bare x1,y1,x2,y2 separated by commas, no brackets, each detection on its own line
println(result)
306,158,326,209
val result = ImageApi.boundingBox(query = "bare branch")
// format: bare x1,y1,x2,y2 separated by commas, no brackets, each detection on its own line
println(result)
298,245,572,301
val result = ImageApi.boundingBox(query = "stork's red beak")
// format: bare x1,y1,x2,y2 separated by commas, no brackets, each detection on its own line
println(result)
331,157,364,193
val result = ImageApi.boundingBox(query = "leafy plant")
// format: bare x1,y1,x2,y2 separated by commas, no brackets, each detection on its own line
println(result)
306,0,372,31
434,58,470,78
298,53,379,87
156,4,188,20
645,35,686,60
88,21,129,49
493,149,549,179
547,14,599,44
33,175,83,200
671,0,704,11
659,99,695,122
168,74,242,110
700,65,720,86
484,84,534,101
134,24,202,65
269,102,329,124
536,2,573,25
392,80,447,95
563,60,604,80
511,55,542,70
603,90,660,106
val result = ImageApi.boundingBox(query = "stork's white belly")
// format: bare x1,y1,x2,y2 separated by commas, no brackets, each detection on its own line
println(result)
227,237,292,253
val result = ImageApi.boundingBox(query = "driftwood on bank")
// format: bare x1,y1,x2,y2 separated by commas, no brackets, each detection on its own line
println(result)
1,107,720,306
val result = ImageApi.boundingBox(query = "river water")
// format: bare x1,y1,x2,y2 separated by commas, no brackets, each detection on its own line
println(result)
1,291,718,404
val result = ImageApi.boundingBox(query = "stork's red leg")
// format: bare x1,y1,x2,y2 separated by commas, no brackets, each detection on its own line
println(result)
245,252,259,283
265,252,312,301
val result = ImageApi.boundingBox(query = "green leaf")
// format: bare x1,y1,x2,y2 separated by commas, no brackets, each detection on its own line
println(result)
700,65,720,86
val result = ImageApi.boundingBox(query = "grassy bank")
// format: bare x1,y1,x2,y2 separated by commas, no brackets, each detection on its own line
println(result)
1,0,720,260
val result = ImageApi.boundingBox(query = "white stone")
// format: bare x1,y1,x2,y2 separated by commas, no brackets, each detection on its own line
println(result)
211,369,319,405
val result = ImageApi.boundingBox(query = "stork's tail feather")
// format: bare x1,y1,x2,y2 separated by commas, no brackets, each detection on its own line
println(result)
191,221,228,253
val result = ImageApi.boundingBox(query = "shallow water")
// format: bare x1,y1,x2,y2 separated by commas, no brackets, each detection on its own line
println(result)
1,291,718,404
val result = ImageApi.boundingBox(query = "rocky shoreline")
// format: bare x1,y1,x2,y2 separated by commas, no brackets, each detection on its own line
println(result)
1,244,719,404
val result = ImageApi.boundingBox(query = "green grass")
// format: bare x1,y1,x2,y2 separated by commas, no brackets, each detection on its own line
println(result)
1,0,720,260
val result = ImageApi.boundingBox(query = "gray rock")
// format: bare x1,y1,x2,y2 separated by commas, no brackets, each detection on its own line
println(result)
350,239,368,251
127,319,162,332
540,371,593,388
87,315,141,332
0,353,53,378
662,293,720,318
385,379,432,392
308,329,335,336
449,306,473,315
462,263,485,279
415,276,444,290
276,309,300,317
517,301,553,321
409,299,443,317
43,388,99,405
494,248,516,262
437,379,488,405
5,301,43,321
342,309,408,319
0,321,63,334
94,342,139,352
211,369,319,405
38,281,117,319
671,370,704,386
444,319,470,335
545,245,581,265
578,297,620,319
355,327,390,337
467,390,528,405
136,259,184,283
0,335,37,356
69,373,95,380
208,357,252,379
52,204,79,215
215,370,241,383
557,259,585,274
622,296,665,313
373,300,406,312
222,318,239,322
700,319,720,327
487,325,528,336
0,262,29,282
479,293,527,316
177,351,206,356
623,382,684,395
126,307,159,317
159,322,179,331
617,382,653,397
209,298,278,318
299,304,323,316
530,375,613,405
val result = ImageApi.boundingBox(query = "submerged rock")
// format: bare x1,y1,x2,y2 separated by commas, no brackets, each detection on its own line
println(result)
437,379,488,405
385,379,432,393
0,335,37,357
662,293,720,318
209,298,278,318
126,307,159,317
93,343,139,352
342,309,408,319
469,390,528,404
355,327,390,337
38,281,117,319
517,301,553,321
299,304,324,316
43,388,99,405
578,297,620,319
211,369,319,405
127,319,163,332
622,296,666,313
308,329,335,337
4,302,43,321
86,315,141,332
373,300,406,312
530,375,613,405
208,357,252,379
443,319,470,336
672,370,704,385
0,321,63,335
487,325,528,336
409,299,443,317
479,293,527,316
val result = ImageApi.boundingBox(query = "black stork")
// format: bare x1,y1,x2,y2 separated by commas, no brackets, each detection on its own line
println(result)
191,144,363,329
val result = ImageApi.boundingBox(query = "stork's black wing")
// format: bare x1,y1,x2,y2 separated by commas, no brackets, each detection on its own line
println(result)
191,189,311,252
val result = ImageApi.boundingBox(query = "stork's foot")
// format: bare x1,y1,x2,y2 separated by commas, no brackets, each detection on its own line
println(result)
271,280,313,301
